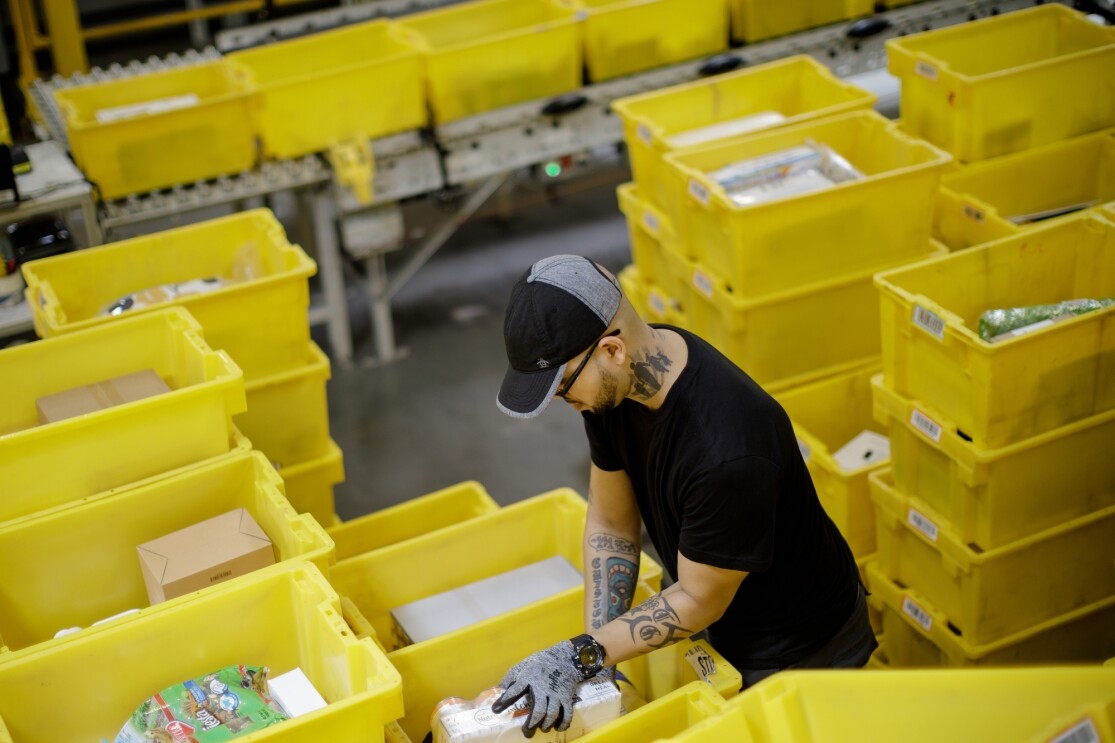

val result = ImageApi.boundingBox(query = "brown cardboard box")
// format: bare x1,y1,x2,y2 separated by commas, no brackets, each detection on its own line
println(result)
36,369,170,424
136,508,276,605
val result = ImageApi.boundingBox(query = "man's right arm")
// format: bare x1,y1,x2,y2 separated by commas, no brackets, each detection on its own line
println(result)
584,463,643,633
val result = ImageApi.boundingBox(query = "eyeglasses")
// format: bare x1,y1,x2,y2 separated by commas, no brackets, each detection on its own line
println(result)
556,329,620,399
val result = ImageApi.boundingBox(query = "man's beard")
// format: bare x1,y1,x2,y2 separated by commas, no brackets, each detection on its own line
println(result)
586,372,620,416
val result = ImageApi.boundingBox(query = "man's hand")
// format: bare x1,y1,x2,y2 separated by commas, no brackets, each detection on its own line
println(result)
490,640,581,738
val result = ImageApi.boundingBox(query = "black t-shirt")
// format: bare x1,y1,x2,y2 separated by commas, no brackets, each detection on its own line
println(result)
583,326,859,669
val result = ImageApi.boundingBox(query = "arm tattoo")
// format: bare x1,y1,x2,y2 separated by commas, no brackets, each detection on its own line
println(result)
630,348,672,400
587,533,639,556
607,556,636,622
618,592,692,649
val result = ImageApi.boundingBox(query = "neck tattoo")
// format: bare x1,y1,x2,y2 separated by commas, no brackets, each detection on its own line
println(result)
630,347,672,400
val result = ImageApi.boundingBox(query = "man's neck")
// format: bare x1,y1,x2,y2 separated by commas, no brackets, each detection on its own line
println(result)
627,327,688,411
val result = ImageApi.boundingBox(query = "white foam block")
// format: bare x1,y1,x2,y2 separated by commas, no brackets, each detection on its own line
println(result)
832,430,890,473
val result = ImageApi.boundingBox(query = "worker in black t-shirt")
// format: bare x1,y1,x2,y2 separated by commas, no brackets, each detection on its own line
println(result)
491,254,877,738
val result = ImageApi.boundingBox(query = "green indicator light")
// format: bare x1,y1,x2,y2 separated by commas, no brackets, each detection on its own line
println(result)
544,162,562,178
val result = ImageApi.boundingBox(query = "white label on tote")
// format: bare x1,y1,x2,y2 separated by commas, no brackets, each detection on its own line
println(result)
642,209,660,234
688,178,710,206
636,122,653,146
692,270,714,299
648,289,667,318
915,61,938,81
685,646,717,683
912,304,946,340
902,596,933,633
908,508,940,542
797,438,812,463
910,409,943,443
1048,718,1101,743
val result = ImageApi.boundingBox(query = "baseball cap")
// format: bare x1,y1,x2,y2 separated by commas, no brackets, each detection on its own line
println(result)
498,255,621,419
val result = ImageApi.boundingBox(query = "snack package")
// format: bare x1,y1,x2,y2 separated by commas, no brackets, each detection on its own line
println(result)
709,139,863,207
101,277,228,317
114,665,288,743
978,298,1115,342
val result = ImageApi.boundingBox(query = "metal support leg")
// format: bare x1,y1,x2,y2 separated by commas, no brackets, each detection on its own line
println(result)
42,0,88,76
311,187,353,367
364,251,402,365
79,196,102,247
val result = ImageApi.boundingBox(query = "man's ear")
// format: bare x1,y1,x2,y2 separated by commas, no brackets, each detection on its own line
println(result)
601,335,625,366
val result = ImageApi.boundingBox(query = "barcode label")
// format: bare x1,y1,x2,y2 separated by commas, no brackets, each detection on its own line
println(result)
910,409,943,443
912,304,946,340
963,204,984,223
642,209,660,234
692,270,714,298
636,123,653,146
902,596,933,633
648,290,667,318
908,508,939,542
685,646,717,683
1049,718,1101,743
797,438,811,463
915,61,938,81
688,178,710,205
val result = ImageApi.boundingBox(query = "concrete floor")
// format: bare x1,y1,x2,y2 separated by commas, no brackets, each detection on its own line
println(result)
314,174,634,519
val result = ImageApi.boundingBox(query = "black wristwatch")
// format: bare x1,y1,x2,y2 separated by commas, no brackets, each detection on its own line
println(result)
569,634,607,680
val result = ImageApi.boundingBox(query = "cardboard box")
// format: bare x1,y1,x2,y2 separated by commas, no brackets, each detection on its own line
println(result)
136,508,275,604
391,556,582,648
36,369,170,424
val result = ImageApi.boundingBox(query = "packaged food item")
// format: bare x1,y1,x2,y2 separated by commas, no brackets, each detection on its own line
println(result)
102,277,227,316
978,298,1115,342
708,139,862,207
113,665,288,742
430,676,620,743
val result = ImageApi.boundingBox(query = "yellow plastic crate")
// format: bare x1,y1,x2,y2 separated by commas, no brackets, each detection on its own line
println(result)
0,451,333,654
397,0,581,124
664,111,952,297
683,241,947,389
935,129,1115,250
23,208,316,380
53,60,257,199
869,564,1115,667
771,363,886,559
729,0,874,43
328,480,499,563
578,682,733,743
613,56,877,224
887,4,1115,163
617,182,691,309
280,438,345,529
0,562,402,742
385,577,734,742
227,20,426,159
875,211,1115,449
0,307,245,525
618,264,688,330
560,0,728,83
329,489,663,651
723,664,1115,742
872,375,1115,551
870,468,1115,645
237,341,331,469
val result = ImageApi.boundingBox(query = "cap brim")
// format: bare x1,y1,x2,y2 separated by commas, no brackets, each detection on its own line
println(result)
497,362,566,419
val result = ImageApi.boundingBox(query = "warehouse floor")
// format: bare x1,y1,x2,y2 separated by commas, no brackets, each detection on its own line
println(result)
314,174,634,520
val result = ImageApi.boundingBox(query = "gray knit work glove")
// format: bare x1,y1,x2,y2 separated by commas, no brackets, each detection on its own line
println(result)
490,640,581,738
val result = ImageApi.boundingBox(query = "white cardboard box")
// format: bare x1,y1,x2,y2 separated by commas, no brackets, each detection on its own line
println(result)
391,556,582,646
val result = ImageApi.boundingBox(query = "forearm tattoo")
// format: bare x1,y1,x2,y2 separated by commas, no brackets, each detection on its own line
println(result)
588,533,639,556
587,533,638,629
618,591,692,649
629,348,672,400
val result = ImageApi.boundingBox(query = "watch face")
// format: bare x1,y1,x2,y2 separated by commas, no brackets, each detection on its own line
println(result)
578,644,602,668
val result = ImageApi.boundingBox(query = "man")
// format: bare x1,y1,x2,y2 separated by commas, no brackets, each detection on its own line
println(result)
492,254,876,737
